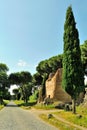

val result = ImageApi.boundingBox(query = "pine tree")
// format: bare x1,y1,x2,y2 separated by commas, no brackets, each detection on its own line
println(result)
62,6,84,113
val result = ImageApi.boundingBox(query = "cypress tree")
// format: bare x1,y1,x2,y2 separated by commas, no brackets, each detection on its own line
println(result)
62,6,84,113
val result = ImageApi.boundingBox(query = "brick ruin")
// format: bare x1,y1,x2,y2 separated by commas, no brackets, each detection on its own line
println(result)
46,68,84,103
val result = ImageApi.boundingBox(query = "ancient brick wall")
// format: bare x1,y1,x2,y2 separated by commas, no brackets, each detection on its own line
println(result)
46,68,72,103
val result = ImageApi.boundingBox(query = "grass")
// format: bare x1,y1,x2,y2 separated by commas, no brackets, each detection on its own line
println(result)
14,100,56,110
14,100,37,109
34,103,55,110
0,105,4,110
0,100,10,110
3,100,10,105
52,106,87,128
40,114,80,130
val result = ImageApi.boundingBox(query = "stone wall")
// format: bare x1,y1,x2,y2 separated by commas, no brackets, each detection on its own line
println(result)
46,68,72,103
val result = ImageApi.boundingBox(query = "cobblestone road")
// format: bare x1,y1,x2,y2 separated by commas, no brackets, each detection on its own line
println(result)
0,101,58,130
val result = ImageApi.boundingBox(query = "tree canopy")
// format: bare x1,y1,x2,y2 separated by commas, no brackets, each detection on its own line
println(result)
62,6,84,113
0,63,10,104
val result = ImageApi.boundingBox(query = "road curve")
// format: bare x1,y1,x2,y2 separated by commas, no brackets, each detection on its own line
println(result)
0,101,58,130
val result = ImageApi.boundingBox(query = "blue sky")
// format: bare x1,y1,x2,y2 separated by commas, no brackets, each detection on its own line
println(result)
0,0,87,75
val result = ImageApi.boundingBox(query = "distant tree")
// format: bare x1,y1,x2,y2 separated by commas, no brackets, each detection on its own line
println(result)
29,89,39,101
20,83,33,103
9,71,32,85
9,71,32,103
32,72,43,86
0,63,9,104
36,54,63,75
81,40,87,71
8,72,21,85
20,71,32,84
0,63,9,72
36,54,63,100
13,88,19,100
48,54,63,72
62,6,84,114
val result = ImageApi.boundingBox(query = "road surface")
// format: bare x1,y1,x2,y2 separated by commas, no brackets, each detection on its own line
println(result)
0,101,58,130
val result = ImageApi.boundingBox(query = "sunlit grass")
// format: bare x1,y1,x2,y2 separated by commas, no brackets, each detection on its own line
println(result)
3,100,10,105
0,100,10,110
0,105,4,110
14,100,36,109
14,100,24,106
40,114,80,130
53,106,87,128
34,103,55,110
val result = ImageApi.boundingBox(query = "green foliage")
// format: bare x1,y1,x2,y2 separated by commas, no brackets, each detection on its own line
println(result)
0,63,9,72
34,104,55,110
36,54,63,76
0,63,10,104
62,6,84,100
40,114,80,130
32,72,43,86
20,83,33,103
54,106,87,128
13,88,19,100
36,54,63,99
9,71,32,85
9,71,32,103
29,90,39,101
81,40,87,70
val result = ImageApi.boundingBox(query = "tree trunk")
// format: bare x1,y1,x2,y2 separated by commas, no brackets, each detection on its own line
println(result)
72,98,76,114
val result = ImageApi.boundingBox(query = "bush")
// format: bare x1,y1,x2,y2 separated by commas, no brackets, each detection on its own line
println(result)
29,90,39,101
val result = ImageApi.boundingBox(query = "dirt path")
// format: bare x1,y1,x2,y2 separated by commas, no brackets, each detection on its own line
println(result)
29,108,87,130
0,101,58,130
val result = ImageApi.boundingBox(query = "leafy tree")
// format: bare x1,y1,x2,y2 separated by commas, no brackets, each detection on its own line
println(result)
48,54,63,72
9,71,32,103
0,63,9,72
20,83,33,103
13,88,19,100
32,72,43,86
36,54,63,75
9,71,32,85
81,40,87,71
20,71,32,84
29,90,39,101
0,63,10,104
62,6,84,114
8,72,21,85
36,54,63,100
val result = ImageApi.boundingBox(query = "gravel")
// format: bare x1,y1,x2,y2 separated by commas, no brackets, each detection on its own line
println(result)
0,101,58,130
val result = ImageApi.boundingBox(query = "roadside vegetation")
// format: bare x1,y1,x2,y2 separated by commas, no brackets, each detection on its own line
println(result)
0,100,10,110
14,99,87,129
40,114,80,130
39,105,87,129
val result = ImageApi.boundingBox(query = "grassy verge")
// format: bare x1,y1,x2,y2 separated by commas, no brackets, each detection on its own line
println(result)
40,114,80,130
0,105,4,110
3,100,10,106
34,103,55,110
14,100,37,109
53,106,87,128
0,100,10,110
14,100,56,110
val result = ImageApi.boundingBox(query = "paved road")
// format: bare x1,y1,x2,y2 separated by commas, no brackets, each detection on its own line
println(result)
0,101,58,130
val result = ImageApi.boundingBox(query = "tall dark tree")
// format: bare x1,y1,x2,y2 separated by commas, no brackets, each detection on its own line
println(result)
62,6,84,113
0,63,10,104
